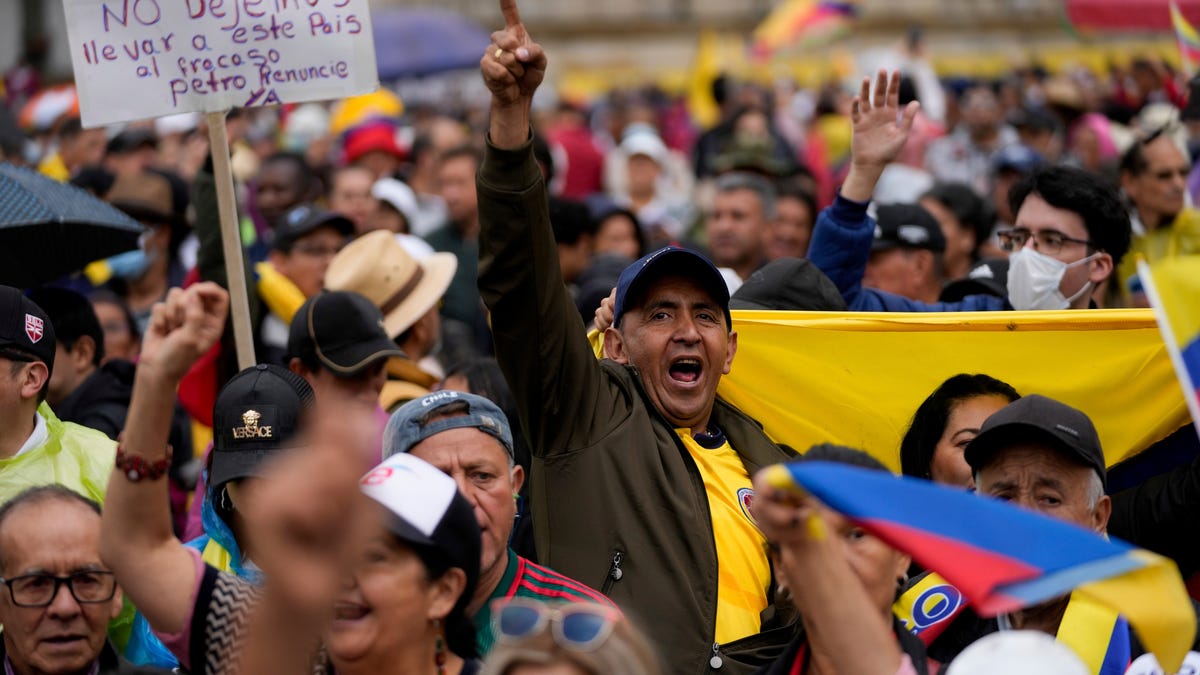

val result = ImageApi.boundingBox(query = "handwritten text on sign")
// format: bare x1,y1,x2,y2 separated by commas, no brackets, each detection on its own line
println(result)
63,0,378,127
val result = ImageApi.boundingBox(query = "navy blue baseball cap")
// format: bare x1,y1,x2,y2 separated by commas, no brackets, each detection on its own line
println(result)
611,246,731,328
992,144,1044,175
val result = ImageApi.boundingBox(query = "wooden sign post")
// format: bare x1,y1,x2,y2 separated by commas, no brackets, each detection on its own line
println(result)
63,0,380,370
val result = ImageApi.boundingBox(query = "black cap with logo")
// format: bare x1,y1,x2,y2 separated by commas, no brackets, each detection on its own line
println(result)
210,364,315,489
0,286,56,371
965,394,1107,488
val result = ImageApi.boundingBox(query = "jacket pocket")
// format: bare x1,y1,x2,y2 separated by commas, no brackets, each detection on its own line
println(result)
600,549,624,595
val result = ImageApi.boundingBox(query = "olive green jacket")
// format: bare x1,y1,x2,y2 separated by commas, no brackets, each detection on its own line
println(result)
477,138,796,675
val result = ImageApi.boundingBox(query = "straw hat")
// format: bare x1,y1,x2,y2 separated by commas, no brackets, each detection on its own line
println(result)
325,230,456,339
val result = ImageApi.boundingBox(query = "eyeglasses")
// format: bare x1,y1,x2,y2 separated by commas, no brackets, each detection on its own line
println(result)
0,571,117,608
996,228,1093,255
493,598,620,652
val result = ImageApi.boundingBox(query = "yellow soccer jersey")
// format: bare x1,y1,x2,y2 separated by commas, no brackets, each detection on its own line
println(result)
677,428,770,644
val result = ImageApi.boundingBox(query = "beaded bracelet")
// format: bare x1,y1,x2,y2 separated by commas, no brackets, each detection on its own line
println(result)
114,434,171,482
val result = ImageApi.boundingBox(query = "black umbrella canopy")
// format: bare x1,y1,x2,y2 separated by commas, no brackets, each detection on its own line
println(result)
0,163,143,288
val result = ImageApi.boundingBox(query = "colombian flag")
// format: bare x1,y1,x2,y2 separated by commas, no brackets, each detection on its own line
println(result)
1172,1,1200,75
749,0,858,61
589,309,1191,471
719,309,1190,471
764,461,1197,673
1141,256,1200,439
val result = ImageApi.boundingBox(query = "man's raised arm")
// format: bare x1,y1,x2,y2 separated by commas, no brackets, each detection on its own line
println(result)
476,0,625,457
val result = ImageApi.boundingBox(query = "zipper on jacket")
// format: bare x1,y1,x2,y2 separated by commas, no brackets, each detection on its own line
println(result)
601,550,624,595
709,642,723,669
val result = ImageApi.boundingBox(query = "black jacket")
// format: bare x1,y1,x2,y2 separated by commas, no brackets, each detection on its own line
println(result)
54,360,136,439
53,359,195,489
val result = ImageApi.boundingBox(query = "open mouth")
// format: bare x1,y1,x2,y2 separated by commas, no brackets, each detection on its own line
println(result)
333,603,370,622
669,358,703,384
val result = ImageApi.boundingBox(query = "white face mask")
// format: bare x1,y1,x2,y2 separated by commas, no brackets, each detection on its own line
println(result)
1006,247,1098,311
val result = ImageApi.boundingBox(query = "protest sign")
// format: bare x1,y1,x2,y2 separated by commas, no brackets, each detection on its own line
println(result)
63,0,378,127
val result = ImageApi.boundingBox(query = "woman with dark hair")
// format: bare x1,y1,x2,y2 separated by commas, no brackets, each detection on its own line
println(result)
899,374,1020,487
324,452,483,675
592,207,646,261
919,183,996,281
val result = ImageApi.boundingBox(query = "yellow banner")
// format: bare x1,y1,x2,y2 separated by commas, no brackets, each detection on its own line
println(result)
716,309,1190,472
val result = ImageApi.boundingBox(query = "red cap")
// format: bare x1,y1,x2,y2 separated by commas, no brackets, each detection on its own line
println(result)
344,125,406,165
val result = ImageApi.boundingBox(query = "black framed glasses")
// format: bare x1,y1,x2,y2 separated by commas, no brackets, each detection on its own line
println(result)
0,571,117,608
493,598,621,652
996,228,1093,255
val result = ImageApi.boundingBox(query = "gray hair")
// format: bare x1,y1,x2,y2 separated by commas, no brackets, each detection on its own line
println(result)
714,171,777,220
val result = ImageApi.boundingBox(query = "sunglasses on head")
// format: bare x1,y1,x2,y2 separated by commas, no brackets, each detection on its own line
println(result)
492,598,621,652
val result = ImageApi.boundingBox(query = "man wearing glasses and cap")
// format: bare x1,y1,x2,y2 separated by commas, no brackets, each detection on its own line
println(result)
804,73,1130,313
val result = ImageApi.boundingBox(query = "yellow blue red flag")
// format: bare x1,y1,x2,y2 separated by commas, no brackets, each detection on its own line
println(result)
718,309,1190,470
1171,1,1200,75
591,309,1189,469
1140,257,1200,440
765,461,1197,673
749,0,858,61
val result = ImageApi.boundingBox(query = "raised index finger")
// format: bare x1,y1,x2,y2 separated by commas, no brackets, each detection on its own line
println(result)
500,0,522,28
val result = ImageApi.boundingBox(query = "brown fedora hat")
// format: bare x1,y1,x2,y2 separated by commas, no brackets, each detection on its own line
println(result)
106,171,175,226
325,230,457,339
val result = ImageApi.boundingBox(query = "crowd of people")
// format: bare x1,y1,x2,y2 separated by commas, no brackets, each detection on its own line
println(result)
0,0,1199,673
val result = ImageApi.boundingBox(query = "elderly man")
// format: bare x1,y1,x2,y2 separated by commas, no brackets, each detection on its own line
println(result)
0,287,115,505
383,390,613,655
915,395,1200,669
476,3,804,672
0,485,162,675
862,204,946,304
1117,132,1200,304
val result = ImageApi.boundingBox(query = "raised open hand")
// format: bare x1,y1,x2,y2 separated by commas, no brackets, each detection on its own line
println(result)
850,69,920,171
139,282,229,382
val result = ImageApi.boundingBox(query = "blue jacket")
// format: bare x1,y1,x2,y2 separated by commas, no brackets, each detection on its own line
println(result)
808,195,1011,312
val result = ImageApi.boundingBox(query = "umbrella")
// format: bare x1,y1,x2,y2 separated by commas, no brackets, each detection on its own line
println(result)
0,163,143,288
371,8,491,80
